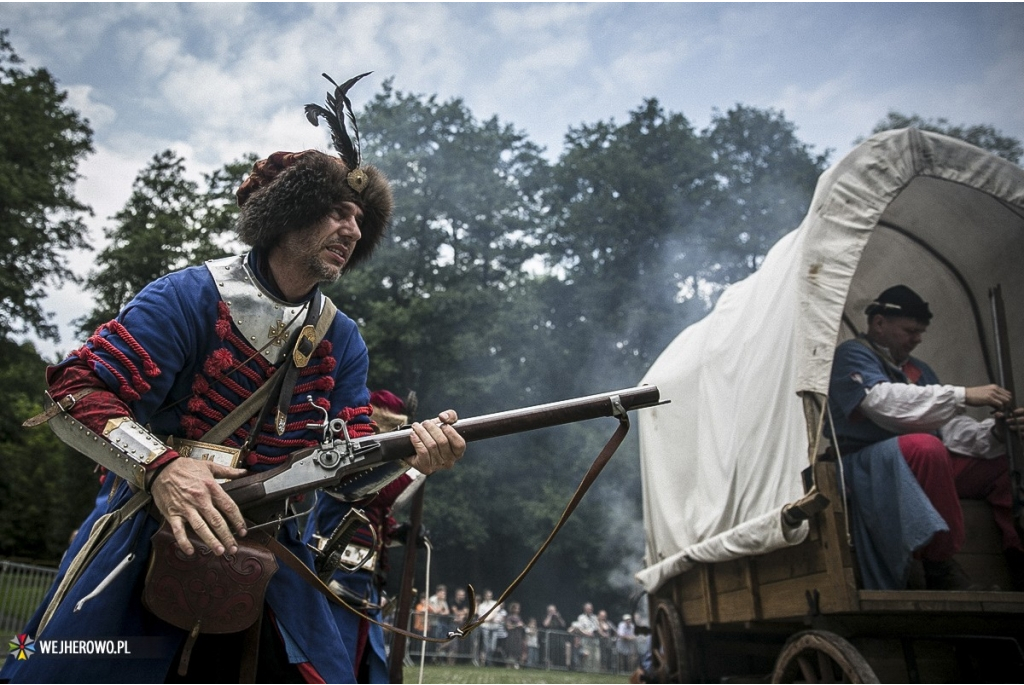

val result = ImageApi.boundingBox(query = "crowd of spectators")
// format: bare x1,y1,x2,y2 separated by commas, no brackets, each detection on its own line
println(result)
406,585,647,673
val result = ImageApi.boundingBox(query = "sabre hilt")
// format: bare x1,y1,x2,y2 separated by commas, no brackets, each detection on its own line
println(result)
310,507,379,580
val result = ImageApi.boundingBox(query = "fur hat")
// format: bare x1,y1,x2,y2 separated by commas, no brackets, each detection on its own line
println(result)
235,150,392,269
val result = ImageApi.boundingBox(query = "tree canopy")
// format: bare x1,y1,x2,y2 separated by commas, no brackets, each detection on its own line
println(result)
77,150,253,334
0,29,93,345
325,81,553,403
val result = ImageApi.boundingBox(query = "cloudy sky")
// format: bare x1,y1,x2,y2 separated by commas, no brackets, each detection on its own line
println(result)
3,2,1023,358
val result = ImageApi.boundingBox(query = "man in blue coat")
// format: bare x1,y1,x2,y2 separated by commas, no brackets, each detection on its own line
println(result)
1,77,465,683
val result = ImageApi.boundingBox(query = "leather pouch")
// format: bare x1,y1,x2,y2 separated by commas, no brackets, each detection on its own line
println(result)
142,521,277,675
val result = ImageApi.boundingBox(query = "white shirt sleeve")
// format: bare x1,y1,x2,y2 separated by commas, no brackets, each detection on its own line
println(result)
941,414,1003,459
858,381,965,433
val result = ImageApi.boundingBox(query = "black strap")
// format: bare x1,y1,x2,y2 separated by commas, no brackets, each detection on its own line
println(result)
273,291,324,436
242,292,324,450
239,611,263,684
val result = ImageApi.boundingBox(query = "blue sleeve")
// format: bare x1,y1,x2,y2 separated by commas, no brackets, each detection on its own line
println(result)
829,340,891,419
75,266,216,424
323,308,372,427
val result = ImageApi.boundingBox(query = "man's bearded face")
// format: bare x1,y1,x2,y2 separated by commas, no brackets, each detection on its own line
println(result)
279,202,363,285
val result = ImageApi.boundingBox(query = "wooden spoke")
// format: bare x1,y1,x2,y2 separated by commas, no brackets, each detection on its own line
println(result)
650,599,688,682
772,630,878,684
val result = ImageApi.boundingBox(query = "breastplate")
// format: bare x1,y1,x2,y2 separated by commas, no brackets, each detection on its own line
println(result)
206,255,317,365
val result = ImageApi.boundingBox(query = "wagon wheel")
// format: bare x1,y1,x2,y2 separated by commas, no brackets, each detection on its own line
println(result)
772,630,879,684
650,599,688,683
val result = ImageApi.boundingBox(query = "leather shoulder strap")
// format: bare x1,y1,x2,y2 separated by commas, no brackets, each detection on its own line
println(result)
202,295,338,445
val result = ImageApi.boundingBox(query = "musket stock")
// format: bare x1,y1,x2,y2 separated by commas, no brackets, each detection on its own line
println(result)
223,385,662,511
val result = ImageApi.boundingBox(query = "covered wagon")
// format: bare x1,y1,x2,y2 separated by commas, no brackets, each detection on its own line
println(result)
637,128,1024,682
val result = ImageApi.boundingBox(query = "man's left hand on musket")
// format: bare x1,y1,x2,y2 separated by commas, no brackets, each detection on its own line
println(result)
149,410,464,556
405,409,466,474
149,457,249,557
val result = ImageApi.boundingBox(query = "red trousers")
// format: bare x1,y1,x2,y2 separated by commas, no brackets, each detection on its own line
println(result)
899,433,1022,561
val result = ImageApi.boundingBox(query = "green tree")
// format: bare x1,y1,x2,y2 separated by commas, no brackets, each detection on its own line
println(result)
502,102,830,615
327,85,642,612
327,81,552,401
546,98,716,387
77,151,252,333
545,102,828,389
201,153,258,256
697,104,830,283
0,340,97,561
868,111,1022,165
0,29,93,345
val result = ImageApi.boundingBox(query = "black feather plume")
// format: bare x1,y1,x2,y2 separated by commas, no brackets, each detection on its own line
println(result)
305,72,372,170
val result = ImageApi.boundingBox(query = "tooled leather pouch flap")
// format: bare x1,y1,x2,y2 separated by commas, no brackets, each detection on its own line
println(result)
143,521,277,634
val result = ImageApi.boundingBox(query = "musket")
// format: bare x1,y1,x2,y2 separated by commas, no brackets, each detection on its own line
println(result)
990,285,1023,515
222,385,662,512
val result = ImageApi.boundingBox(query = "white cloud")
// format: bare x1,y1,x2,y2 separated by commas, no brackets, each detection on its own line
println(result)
63,84,118,131
3,2,1023,354
131,30,186,79
74,144,146,251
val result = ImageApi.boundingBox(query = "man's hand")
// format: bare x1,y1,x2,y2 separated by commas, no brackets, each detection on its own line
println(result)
991,407,1024,443
149,457,248,556
406,410,466,475
965,384,1012,409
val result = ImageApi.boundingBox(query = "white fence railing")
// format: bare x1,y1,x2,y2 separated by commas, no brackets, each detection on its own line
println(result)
1,560,650,676
0,560,58,635
400,613,649,675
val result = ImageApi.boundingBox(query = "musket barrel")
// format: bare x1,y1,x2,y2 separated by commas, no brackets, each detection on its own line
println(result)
371,385,660,462
990,285,1023,514
226,385,662,509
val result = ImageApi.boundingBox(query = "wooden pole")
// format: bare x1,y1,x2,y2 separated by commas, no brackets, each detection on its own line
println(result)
388,481,425,683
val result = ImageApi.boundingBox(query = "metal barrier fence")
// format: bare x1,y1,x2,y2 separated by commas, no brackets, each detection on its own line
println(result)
0,560,650,677
0,560,58,635
398,614,650,675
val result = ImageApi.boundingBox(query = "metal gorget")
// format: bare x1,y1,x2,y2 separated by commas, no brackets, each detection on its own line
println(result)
206,254,322,365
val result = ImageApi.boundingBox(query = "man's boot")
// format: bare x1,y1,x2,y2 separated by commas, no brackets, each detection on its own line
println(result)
922,558,983,591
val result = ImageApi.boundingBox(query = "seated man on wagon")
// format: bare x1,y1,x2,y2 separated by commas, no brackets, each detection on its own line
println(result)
827,285,1024,591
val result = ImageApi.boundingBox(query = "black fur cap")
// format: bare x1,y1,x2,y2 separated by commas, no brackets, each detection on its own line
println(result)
235,150,392,269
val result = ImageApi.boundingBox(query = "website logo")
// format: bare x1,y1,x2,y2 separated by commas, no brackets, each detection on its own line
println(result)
8,634,35,661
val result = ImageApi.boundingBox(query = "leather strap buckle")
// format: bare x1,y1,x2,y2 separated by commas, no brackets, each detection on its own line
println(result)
22,389,96,428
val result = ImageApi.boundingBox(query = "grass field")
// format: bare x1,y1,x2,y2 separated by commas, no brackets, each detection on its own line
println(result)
401,664,630,684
